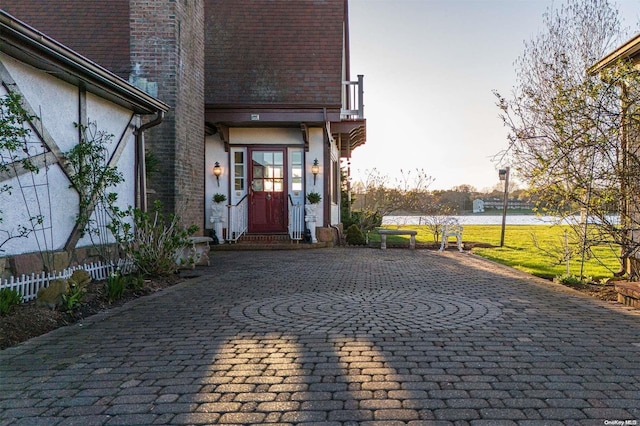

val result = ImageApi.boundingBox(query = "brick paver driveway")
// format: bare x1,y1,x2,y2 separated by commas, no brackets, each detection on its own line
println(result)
2,249,640,425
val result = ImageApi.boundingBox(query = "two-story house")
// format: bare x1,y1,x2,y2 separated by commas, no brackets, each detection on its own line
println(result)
2,0,366,247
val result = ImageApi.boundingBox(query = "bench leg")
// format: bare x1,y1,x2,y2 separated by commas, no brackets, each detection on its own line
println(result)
380,234,387,250
409,235,415,249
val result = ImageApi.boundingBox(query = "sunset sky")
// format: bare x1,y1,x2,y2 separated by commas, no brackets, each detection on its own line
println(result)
347,0,640,191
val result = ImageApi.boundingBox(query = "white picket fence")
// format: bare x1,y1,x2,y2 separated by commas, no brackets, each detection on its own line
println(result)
0,259,134,303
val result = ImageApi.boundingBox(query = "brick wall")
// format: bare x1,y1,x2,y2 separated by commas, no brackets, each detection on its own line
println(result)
129,0,205,232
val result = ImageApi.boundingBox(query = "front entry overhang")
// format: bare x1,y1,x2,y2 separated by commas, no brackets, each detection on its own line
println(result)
205,105,366,159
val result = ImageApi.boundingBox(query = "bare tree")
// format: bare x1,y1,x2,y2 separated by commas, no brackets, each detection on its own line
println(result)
349,168,434,231
494,0,640,279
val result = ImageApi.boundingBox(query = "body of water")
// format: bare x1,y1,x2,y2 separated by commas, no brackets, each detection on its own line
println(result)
382,215,620,226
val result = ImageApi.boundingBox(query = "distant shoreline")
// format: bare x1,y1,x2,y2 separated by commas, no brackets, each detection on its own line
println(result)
383,214,620,226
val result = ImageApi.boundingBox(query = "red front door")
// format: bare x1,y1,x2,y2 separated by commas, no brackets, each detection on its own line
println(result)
249,149,287,233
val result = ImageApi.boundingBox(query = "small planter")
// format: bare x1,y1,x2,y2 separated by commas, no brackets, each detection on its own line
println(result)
304,193,320,244
210,194,227,244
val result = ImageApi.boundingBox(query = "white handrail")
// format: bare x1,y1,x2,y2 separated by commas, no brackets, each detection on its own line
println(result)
227,196,248,242
289,198,304,241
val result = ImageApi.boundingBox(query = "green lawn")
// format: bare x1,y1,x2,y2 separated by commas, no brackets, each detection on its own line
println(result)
371,225,621,280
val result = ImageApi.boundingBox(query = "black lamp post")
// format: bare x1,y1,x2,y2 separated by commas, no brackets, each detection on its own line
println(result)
499,167,510,247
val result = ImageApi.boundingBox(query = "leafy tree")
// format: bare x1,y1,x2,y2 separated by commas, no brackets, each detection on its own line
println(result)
494,0,640,279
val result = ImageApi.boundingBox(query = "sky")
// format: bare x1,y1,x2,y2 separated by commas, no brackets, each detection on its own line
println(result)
347,0,640,192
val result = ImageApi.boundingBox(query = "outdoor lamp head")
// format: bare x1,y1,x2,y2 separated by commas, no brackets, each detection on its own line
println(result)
213,162,222,186
311,159,320,185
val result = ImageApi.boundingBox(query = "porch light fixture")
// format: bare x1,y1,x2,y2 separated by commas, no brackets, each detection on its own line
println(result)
213,162,222,186
311,159,320,185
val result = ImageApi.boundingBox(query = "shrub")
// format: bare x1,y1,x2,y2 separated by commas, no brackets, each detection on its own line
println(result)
345,224,366,246
109,200,198,276
0,288,22,315
126,273,145,290
555,273,583,285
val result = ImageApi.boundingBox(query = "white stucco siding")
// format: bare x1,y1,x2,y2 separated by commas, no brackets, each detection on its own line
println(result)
230,127,302,145
204,133,228,228
1,53,80,153
1,53,142,258
86,92,134,158
0,166,77,255
306,127,324,227
0,78,46,163
75,129,137,249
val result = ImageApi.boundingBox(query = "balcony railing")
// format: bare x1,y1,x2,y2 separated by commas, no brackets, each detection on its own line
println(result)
341,74,364,120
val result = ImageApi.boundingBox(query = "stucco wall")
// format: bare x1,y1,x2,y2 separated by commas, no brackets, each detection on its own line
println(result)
0,53,138,263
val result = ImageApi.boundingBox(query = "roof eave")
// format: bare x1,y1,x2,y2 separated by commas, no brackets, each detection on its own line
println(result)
0,10,169,115
590,33,640,74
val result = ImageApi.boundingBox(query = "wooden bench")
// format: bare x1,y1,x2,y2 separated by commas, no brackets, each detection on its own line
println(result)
377,229,417,250
439,219,464,252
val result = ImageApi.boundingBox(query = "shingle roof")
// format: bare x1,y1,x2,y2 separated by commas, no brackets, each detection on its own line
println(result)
1,0,131,78
204,0,345,107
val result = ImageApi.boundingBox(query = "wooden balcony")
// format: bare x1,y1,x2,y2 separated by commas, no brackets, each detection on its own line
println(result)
333,75,366,157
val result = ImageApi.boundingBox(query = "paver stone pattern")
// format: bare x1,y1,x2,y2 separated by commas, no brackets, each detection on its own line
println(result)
1,249,640,425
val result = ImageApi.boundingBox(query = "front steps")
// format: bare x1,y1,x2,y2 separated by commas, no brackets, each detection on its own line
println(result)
210,233,332,251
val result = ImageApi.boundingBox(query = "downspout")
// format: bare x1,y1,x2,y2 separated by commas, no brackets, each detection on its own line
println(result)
323,108,331,227
135,110,164,212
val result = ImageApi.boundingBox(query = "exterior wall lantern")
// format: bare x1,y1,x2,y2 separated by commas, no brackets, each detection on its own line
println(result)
213,162,222,186
311,159,320,185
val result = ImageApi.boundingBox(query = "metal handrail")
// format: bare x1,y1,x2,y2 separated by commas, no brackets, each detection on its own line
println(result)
288,195,304,241
227,195,248,242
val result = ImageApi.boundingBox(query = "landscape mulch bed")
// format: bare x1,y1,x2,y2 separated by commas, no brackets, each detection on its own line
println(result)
0,274,182,350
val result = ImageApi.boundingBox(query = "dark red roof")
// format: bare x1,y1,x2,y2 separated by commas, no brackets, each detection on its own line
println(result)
204,0,345,107
1,1,131,78
3,0,347,106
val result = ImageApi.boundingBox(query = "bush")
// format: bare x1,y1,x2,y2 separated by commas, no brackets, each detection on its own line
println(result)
350,210,382,233
555,273,583,285
109,201,198,277
345,224,366,246
126,273,145,290
0,288,22,315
